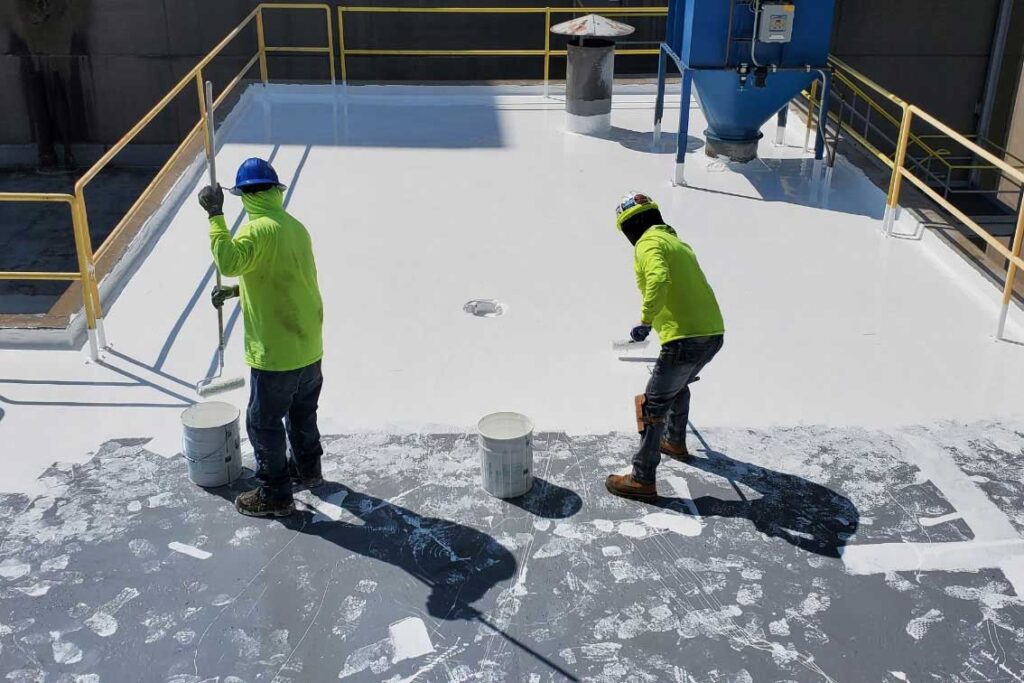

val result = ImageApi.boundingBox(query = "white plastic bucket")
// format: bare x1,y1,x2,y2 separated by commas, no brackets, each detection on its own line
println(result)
181,401,243,488
478,412,534,498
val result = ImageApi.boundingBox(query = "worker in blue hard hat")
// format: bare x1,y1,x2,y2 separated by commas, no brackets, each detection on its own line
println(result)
605,191,725,501
198,157,325,518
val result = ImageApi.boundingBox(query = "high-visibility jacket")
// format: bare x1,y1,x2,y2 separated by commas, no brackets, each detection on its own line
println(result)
209,188,324,371
634,225,724,344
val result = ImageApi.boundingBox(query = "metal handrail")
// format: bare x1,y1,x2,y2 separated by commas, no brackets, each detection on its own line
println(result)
808,56,1024,338
336,5,668,86
886,101,1024,340
1,3,335,359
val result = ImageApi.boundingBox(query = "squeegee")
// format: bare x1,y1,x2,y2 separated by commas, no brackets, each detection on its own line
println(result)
195,80,245,398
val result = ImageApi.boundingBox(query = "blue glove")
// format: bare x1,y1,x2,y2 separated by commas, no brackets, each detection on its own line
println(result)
630,324,652,343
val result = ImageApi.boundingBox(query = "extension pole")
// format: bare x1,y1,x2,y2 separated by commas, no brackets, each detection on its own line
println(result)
206,81,227,381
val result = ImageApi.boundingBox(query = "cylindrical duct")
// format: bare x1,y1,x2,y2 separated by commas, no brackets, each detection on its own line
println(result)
565,37,615,136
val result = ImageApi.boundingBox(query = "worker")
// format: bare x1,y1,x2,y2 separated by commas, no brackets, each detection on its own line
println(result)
198,157,325,518
605,192,725,501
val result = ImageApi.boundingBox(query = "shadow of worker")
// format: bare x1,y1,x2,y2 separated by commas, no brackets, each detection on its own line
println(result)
296,483,517,620
653,443,859,559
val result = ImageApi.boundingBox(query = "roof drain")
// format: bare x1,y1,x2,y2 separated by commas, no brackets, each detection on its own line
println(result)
464,299,506,318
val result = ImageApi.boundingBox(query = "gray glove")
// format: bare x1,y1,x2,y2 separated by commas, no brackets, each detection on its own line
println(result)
211,285,239,309
198,184,224,218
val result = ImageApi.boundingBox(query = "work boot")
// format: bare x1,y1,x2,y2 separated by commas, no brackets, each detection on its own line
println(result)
288,459,324,489
235,488,295,518
660,439,691,463
605,473,657,501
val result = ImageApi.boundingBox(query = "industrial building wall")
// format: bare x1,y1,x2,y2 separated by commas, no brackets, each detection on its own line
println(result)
0,0,665,161
830,0,1024,147
1,0,1022,163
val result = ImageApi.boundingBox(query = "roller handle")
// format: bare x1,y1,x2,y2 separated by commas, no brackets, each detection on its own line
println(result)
204,80,226,373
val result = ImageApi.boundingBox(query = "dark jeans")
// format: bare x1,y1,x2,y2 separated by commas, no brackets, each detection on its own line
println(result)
247,360,324,502
632,335,724,484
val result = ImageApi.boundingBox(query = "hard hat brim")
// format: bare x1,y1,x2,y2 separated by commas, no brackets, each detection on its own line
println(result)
228,182,288,197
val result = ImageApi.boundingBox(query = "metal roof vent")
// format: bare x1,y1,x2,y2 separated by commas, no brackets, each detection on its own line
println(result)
550,14,636,38
551,15,635,136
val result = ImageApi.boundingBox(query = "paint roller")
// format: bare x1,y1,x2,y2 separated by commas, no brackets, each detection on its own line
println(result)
195,80,246,398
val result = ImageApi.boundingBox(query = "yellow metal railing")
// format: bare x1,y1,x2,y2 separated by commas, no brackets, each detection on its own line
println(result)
889,105,1024,339
336,5,668,87
811,57,1024,338
1,3,334,359
0,193,98,339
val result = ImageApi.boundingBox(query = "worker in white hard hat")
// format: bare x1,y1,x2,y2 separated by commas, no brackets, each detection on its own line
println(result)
605,192,725,501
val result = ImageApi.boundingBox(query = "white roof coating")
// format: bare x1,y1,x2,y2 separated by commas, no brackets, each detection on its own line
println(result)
1,83,1023,495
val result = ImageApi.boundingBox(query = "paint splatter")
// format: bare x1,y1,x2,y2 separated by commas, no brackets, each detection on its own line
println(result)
736,584,763,606
642,511,702,537
173,629,196,645
85,587,139,637
168,541,212,560
147,492,175,508
389,617,434,663
617,521,647,539
228,526,260,546
128,538,158,558
50,632,83,664
905,609,943,640
0,560,31,581
40,555,69,572
769,619,790,636
14,583,53,597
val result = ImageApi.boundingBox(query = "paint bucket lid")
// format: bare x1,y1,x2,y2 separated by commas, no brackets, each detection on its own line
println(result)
181,401,240,429
478,412,534,441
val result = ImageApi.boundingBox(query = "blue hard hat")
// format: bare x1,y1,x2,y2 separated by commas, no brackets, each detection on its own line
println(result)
229,157,286,195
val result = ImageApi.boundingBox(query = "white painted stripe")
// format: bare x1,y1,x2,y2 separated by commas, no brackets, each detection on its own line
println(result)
168,542,212,560
896,434,1019,541
843,539,1024,576
918,512,963,528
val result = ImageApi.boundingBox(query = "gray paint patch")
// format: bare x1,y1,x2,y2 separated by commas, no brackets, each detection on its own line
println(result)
0,425,1022,681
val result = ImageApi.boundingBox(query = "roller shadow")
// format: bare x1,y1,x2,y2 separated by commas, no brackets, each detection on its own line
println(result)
649,429,859,559
504,477,582,519
0,354,195,409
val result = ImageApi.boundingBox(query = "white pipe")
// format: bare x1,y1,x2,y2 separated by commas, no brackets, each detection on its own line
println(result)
750,0,764,68
673,162,687,187
882,205,897,237
997,302,1010,340
96,318,108,349
87,328,99,361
